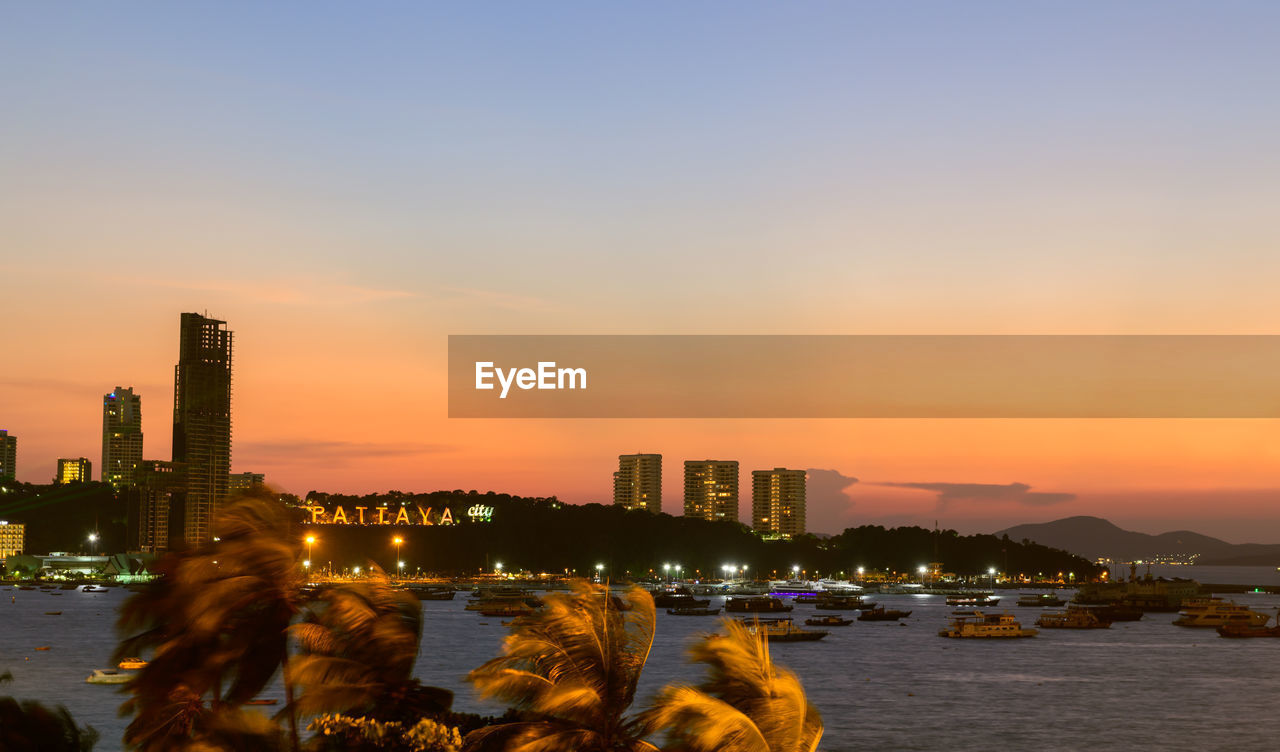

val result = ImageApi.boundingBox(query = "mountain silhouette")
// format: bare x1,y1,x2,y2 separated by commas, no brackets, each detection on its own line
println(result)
995,516,1280,565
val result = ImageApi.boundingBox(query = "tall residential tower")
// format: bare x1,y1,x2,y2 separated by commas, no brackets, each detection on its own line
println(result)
613,453,662,513
172,313,233,545
0,430,14,481
102,386,143,489
683,460,739,522
751,468,806,539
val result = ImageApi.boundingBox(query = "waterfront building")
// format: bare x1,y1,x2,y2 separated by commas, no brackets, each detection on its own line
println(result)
130,459,186,554
0,430,15,480
683,459,739,522
229,471,265,493
102,386,143,489
613,453,662,513
172,313,233,545
751,468,806,538
55,457,92,484
0,520,24,557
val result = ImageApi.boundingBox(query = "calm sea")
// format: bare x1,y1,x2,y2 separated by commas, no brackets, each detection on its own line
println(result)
6,573,1280,752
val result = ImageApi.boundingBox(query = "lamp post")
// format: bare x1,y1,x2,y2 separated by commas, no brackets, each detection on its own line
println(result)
393,536,404,579
595,563,604,582
673,564,682,581
918,565,928,589
87,533,98,556
988,566,997,591
496,562,504,577
305,535,316,574
663,563,671,582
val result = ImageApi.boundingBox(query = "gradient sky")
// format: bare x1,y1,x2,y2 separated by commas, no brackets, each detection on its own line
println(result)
3,3,1279,541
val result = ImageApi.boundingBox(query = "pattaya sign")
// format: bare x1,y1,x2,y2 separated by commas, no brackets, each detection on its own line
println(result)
303,504,492,526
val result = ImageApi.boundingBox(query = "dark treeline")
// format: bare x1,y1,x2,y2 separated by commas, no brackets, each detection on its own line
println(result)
296,491,1101,580
0,481,126,554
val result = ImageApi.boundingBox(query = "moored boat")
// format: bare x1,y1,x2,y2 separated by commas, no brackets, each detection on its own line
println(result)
1173,598,1269,628
1017,593,1066,607
939,611,1037,638
1035,606,1112,629
86,669,132,685
813,595,865,610
118,657,148,670
479,604,535,618
725,596,793,613
857,605,911,622
740,618,827,642
946,595,1000,608
805,615,854,627
667,606,721,616
1218,623,1280,638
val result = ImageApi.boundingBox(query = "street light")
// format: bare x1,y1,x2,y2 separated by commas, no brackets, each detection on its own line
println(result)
595,563,604,581
673,564,682,580
663,563,671,582
305,535,316,563
496,562,504,576
303,559,311,571
393,536,404,578
87,533,98,556
918,565,928,588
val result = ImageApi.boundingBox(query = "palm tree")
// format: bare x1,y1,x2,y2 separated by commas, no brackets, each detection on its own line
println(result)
286,567,452,723
463,581,658,752
642,620,823,752
115,495,304,751
0,697,99,751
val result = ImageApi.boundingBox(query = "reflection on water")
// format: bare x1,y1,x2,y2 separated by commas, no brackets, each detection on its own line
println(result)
6,580,1280,751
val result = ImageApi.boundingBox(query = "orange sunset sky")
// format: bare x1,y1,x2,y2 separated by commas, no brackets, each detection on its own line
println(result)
3,4,1279,540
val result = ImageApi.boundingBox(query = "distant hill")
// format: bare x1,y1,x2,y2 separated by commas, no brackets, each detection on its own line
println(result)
996,516,1280,565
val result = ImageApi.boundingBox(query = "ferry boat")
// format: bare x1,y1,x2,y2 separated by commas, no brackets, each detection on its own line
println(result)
1172,598,1268,628
1035,606,1112,629
725,596,793,613
1218,623,1280,638
938,611,1037,638
740,618,827,642
1017,593,1066,607
857,605,911,622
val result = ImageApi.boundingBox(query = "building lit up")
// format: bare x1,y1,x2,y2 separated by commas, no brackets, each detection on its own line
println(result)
55,457,92,484
130,459,186,554
172,313,233,545
102,386,143,489
683,459,739,522
613,453,662,513
229,471,265,493
0,430,15,481
751,468,806,539
0,520,24,557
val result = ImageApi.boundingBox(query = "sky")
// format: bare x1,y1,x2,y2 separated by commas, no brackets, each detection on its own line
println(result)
2,3,1279,541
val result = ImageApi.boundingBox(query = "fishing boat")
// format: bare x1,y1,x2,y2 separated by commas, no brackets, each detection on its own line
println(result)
1017,593,1066,607
1035,606,1112,629
44,611,62,616
740,618,827,642
725,596,793,613
667,606,721,616
118,658,148,670
86,669,132,685
805,614,854,627
857,605,911,622
1173,598,1269,628
939,611,1037,638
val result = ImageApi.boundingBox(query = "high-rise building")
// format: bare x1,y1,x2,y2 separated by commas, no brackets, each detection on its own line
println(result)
55,457,92,484
613,453,662,513
172,312,233,545
751,468,806,539
0,520,24,557
683,460,739,522
130,460,186,554
102,387,143,489
0,430,16,481
229,471,264,493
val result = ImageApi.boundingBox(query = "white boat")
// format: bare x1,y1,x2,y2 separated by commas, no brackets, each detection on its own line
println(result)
86,669,132,685
939,611,1038,638
1172,598,1268,628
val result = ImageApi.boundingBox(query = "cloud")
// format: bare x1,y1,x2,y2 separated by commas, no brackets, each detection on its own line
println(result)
804,469,860,533
119,276,415,305
876,481,1075,511
238,440,454,467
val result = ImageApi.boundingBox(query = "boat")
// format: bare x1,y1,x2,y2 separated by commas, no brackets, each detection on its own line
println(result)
1172,598,1269,628
725,596,793,613
946,595,1000,608
86,669,132,685
44,611,62,616
411,587,456,601
938,611,1038,638
667,606,721,616
479,604,535,618
1017,593,1066,607
814,595,865,610
739,618,827,642
653,588,710,608
34,646,51,651
1217,622,1280,638
246,699,278,706
790,594,821,604
805,615,854,627
857,605,911,622
1088,603,1144,622
118,658,148,670
1035,606,1112,629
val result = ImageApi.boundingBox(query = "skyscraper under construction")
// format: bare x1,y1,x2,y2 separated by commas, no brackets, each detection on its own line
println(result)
172,312,233,545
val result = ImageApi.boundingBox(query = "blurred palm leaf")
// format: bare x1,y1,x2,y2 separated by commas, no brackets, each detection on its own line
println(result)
464,580,658,752
641,619,822,752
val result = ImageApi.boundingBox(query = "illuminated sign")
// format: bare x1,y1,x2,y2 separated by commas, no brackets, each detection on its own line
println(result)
302,504,492,526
